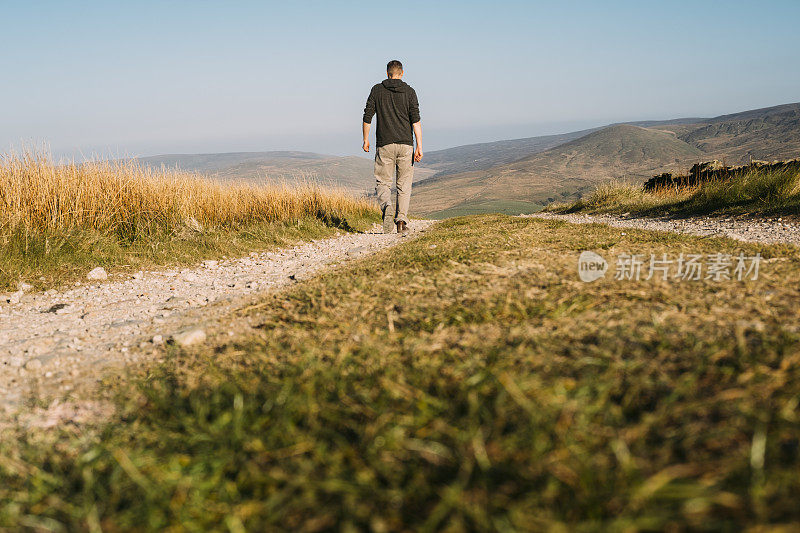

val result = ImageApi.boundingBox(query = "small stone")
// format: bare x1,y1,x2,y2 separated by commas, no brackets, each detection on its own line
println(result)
87,267,108,281
25,359,43,371
80,310,101,321
171,328,207,347
5,291,23,305
346,246,367,257
18,282,33,292
152,334,164,345
162,296,187,310
45,303,68,314
202,260,219,268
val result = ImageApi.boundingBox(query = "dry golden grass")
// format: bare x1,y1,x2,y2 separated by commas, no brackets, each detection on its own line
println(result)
548,166,800,218
0,152,374,237
0,152,377,290
543,179,696,214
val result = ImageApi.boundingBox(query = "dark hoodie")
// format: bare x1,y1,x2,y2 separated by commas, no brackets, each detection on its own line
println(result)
363,79,420,148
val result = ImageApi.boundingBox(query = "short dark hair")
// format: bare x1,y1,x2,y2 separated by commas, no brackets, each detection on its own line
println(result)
386,60,403,76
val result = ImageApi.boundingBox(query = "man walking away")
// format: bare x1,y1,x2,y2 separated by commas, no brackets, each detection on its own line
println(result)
362,60,423,235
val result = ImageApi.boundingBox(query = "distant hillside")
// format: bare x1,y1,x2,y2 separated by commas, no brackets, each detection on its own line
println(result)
413,125,703,216
416,129,596,177
660,103,800,162
413,102,800,217
139,151,327,172
136,151,435,195
415,120,706,181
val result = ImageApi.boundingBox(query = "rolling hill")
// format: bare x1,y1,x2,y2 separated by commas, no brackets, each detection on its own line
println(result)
136,151,435,195
416,129,596,177
413,102,800,217
657,102,800,162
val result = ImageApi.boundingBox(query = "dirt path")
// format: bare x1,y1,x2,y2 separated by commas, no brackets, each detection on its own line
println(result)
0,221,435,419
527,212,800,245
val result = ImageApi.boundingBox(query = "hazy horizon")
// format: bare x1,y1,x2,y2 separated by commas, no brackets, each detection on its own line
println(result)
2,0,799,160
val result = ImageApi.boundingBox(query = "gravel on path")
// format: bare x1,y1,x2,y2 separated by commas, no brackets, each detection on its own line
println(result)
1,221,435,422
527,212,800,245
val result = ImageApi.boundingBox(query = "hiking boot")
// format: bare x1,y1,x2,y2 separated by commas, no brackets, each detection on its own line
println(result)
382,206,395,234
396,220,409,236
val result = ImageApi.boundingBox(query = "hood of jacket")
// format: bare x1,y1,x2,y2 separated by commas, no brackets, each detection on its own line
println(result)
382,79,410,93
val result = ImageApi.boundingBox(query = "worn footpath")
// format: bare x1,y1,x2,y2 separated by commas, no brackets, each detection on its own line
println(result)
0,221,434,420
529,212,800,245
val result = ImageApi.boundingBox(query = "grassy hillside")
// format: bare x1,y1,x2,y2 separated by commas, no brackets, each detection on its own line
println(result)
136,151,380,195
667,103,800,163
416,129,596,177
138,151,437,196
3,215,799,530
0,153,377,291
549,164,800,218
412,102,800,217
541,124,704,166
414,125,703,216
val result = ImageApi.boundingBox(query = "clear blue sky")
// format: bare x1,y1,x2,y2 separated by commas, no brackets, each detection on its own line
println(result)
2,0,799,158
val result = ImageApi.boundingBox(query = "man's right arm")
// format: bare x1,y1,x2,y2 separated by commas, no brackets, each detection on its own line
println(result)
362,121,371,153
362,87,376,152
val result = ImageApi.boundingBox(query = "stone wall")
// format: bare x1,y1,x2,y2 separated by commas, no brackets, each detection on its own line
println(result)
642,159,800,191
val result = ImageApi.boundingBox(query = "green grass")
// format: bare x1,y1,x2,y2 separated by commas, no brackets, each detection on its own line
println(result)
548,167,800,218
0,213,377,292
428,199,543,218
2,215,800,530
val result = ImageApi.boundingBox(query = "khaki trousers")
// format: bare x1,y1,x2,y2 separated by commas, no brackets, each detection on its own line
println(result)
374,143,413,224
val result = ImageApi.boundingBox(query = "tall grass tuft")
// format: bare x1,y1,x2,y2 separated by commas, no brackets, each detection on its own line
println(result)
547,166,800,217
0,152,374,240
688,167,800,212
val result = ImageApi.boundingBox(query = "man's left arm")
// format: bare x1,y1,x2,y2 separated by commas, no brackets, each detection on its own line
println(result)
409,89,422,162
412,122,423,162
